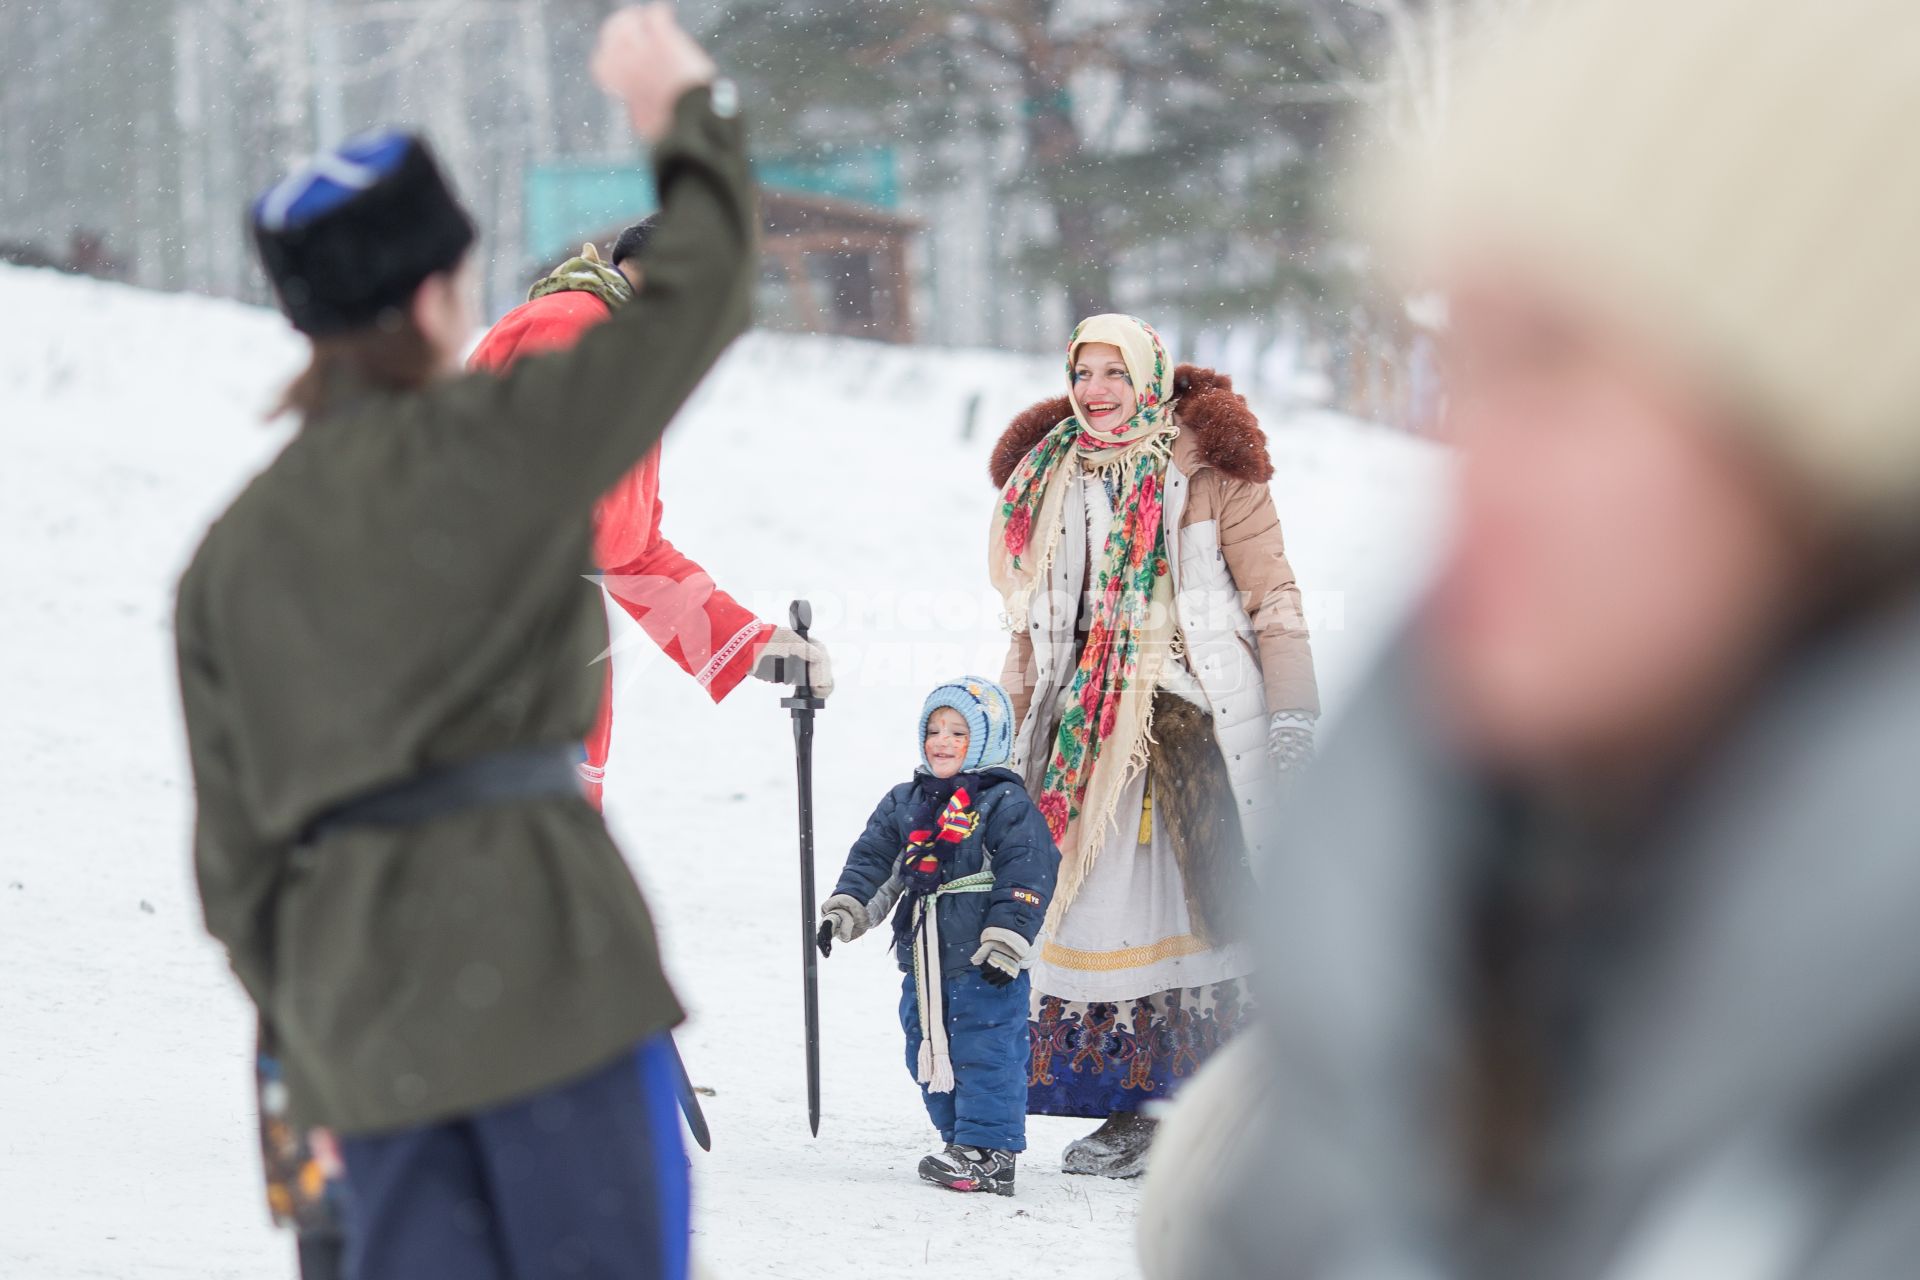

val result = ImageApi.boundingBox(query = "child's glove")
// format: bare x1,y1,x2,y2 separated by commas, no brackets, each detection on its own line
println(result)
970,927,1031,988
817,894,869,957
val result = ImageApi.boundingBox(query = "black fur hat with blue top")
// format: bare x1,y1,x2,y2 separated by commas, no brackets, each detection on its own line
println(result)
919,677,1017,773
251,129,476,335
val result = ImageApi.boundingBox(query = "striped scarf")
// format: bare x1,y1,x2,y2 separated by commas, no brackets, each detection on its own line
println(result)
897,778,990,1093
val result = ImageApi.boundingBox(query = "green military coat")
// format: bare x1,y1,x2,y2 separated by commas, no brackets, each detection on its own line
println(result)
175,87,753,1135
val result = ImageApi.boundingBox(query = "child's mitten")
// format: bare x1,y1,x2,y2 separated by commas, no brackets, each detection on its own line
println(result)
819,894,870,953
970,927,1031,988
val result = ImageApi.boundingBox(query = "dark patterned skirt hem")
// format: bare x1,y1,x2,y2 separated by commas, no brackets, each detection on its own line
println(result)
1025,978,1251,1118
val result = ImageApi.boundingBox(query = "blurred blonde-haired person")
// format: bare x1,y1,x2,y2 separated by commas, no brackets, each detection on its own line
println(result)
1141,2,1920,1278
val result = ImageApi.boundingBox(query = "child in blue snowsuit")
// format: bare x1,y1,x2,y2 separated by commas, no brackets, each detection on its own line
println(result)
818,677,1059,1195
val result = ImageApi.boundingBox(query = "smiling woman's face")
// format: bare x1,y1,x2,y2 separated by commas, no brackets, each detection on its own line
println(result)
1072,342,1138,431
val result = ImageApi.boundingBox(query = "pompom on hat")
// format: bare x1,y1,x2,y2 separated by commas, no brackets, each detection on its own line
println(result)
251,129,476,335
918,677,1016,774
1374,0,1920,524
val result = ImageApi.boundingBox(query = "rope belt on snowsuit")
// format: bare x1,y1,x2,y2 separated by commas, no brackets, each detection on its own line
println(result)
910,868,996,1094
298,742,585,846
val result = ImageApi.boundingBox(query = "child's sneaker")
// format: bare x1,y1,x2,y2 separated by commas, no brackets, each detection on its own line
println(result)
917,1144,1016,1196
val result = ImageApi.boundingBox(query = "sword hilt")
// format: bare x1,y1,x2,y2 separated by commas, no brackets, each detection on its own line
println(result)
780,597,825,712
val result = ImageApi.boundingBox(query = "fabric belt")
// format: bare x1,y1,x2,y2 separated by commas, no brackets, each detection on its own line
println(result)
931,870,997,899
300,742,585,846
911,869,998,1094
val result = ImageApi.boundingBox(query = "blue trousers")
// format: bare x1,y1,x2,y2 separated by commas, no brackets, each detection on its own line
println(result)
337,1037,688,1280
899,969,1031,1152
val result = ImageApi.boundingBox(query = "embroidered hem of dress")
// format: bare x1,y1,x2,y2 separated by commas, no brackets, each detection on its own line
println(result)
1027,979,1252,1118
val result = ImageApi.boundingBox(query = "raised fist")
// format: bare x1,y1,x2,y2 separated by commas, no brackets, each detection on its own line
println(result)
591,5,718,145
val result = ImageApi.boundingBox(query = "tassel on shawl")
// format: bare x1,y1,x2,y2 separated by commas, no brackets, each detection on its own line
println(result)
1139,772,1155,845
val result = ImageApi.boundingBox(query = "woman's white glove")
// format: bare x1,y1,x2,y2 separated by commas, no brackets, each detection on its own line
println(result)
1268,710,1316,774
753,627,833,699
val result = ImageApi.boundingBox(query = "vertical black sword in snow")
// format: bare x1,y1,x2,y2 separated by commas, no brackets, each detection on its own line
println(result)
779,599,826,1136
667,1034,712,1152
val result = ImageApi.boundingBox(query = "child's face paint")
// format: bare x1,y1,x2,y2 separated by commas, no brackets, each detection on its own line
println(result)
924,707,971,779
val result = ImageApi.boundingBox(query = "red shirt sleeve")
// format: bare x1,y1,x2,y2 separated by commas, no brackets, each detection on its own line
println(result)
596,452,774,703
469,291,773,713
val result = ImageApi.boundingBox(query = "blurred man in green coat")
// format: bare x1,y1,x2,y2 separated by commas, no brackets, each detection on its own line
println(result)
175,8,745,1277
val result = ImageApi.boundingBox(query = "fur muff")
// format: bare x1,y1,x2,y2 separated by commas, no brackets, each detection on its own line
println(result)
987,365,1274,490
1148,691,1255,947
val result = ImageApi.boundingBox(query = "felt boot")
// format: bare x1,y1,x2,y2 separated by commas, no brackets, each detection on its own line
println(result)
1062,1112,1157,1178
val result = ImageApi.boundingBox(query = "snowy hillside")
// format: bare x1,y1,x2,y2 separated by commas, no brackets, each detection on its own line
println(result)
0,263,1448,1280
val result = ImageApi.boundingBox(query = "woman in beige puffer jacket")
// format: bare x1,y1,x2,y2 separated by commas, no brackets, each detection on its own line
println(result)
989,340,1319,1177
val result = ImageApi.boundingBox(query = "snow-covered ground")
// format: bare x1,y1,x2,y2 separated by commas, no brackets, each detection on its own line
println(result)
0,263,1449,1279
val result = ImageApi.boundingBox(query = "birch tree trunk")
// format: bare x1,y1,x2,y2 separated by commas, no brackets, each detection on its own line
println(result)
172,0,212,290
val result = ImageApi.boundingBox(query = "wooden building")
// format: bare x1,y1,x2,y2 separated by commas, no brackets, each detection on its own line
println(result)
755,188,920,343
536,149,921,345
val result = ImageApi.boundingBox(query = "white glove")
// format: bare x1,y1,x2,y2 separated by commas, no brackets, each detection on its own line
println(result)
970,926,1032,988
753,627,833,700
819,893,869,945
1268,710,1316,774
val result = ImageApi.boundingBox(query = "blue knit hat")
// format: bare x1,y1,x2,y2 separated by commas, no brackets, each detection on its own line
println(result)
919,677,1016,773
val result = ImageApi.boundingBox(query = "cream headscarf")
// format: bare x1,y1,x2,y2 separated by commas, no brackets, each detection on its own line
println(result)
1068,313,1178,449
